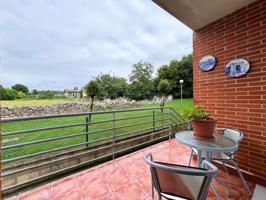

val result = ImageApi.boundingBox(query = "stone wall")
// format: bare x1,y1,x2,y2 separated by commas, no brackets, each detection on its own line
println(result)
1,101,143,118
1,103,103,118
1,96,175,118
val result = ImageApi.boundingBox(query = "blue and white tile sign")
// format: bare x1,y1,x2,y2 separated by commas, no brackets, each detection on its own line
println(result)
199,55,216,72
225,59,250,78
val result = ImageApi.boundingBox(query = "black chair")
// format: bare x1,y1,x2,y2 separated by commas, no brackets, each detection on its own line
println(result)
144,153,218,200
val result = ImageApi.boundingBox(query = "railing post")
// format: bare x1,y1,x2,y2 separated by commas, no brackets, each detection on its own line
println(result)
85,116,89,147
161,107,164,128
168,111,172,139
112,112,116,160
153,110,155,131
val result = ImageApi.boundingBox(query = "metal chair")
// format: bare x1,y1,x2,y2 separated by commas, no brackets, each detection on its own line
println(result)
188,128,252,195
144,153,218,200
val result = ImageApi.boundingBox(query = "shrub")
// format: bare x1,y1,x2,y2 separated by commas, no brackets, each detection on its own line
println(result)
37,91,54,99
16,91,27,99
12,84,29,94
157,79,171,95
1,88,16,100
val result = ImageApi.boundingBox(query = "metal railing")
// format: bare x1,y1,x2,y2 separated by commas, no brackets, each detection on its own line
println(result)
1,106,186,193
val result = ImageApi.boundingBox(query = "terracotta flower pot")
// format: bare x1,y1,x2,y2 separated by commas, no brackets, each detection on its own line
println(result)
191,118,217,138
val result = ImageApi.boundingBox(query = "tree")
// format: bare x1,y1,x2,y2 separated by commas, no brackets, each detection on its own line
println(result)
0,88,16,100
157,54,193,98
32,89,38,94
12,84,29,94
128,60,154,100
179,54,193,98
127,81,146,100
84,80,100,114
129,60,154,83
95,73,127,99
0,85,4,100
157,79,171,107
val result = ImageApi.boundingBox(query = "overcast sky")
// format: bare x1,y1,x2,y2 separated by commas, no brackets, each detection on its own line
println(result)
0,0,192,91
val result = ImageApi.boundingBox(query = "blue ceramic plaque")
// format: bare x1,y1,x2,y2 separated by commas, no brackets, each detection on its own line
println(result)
225,59,250,78
199,55,216,72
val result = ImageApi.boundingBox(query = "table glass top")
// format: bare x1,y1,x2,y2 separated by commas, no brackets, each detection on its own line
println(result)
175,130,238,152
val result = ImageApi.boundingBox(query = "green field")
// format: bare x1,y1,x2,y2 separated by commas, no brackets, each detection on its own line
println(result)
1,99,82,107
2,99,193,160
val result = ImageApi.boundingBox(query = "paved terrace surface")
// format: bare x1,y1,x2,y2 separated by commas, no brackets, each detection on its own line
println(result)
7,139,255,200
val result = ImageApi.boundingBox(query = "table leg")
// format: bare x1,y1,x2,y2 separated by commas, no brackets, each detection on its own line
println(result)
205,151,211,163
197,150,202,167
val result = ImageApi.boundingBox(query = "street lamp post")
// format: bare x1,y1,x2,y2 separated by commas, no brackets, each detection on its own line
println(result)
179,79,184,105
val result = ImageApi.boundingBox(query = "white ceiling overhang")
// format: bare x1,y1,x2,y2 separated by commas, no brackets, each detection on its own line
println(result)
152,0,257,31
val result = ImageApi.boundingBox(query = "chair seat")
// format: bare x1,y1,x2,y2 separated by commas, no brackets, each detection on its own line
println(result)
161,193,186,200
192,148,231,160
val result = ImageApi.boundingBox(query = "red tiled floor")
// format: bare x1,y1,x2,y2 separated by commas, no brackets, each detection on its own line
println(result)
8,139,255,200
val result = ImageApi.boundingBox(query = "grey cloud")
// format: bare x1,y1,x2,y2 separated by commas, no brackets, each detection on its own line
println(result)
0,0,192,90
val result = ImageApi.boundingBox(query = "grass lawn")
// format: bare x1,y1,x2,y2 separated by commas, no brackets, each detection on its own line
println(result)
1,99,193,160
1,99,76,107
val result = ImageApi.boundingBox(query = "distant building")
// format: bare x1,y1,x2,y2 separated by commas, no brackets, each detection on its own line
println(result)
64,87,83,98
54,91,65,97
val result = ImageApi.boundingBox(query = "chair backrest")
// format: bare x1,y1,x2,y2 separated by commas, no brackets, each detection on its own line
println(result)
223,128,243,144
144,153,218,200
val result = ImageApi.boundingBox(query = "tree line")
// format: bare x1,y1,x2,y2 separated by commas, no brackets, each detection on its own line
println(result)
0,84,58,100
85,54,193,101
1,54,192,101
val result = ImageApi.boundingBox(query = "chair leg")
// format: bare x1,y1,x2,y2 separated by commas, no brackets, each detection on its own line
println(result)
229,160,252,196
222,163,229,174
151,177,154,198
188,150,193,166
210,184,222,200
214,176,230,198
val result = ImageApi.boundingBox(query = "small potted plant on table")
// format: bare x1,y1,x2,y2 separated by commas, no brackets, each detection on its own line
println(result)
183,106,216,138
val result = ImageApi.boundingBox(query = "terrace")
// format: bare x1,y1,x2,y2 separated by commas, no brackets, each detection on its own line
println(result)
2,0,266,199
7,139,255,200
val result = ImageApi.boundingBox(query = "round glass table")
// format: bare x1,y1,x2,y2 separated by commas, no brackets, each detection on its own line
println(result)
175,130,238,167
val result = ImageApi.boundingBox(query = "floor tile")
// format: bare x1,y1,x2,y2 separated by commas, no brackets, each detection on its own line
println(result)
18,184,50,200
50,175,80,199
8,139,255,200
112,182,148,200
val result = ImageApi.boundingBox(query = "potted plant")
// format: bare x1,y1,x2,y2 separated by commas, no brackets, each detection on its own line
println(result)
182,106,216,138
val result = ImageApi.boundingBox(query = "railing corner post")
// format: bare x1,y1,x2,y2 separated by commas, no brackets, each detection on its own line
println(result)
85,116,89,147
168,111,172,139
152,110,155,131
112,112,116,160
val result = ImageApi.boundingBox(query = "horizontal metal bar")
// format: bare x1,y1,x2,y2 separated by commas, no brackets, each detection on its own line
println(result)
2,112,170,136
2,125,166,164
2,133,169,192
2,128,170,177
2,122,86,136
2,143,115,177
2,118,165,150
114,125,166,139
1,107,172,122
114,134,169,155
1,131,88,150
2,142,89,164
114,128,169,147
169,107,186,122
1,152,115,192
114,119,162,130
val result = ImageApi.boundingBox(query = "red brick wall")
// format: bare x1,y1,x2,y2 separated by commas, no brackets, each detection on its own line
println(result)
193,0,266,178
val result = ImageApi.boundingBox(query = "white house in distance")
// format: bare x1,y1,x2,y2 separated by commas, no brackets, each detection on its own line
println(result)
64,87,83,98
